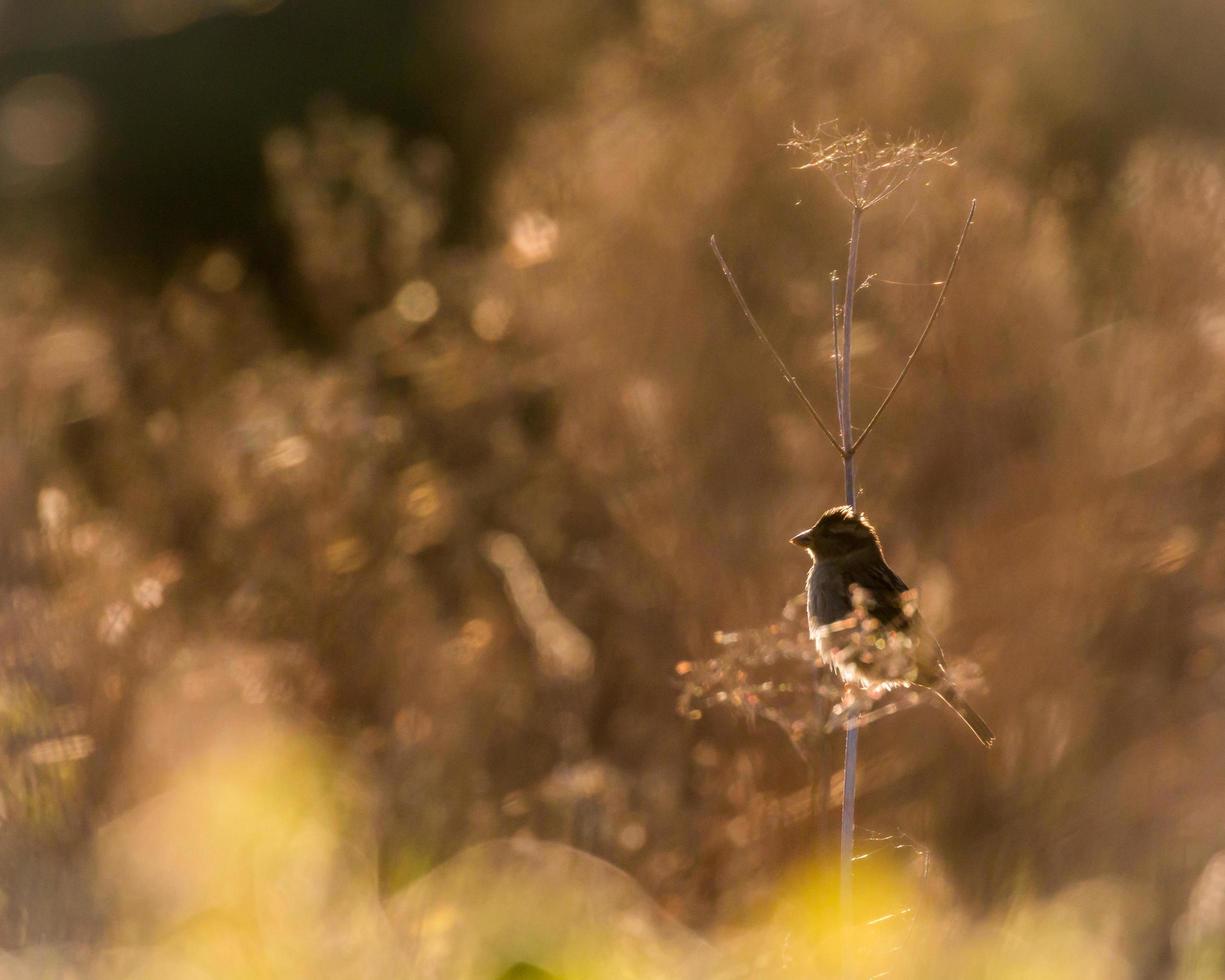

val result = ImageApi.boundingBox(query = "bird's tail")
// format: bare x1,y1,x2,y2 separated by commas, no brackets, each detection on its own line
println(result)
931,684,995,747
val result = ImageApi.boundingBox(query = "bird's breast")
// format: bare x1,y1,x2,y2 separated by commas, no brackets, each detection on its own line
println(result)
808,562,853,627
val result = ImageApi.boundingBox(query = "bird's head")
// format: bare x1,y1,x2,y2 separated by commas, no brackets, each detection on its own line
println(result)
790,506,883,560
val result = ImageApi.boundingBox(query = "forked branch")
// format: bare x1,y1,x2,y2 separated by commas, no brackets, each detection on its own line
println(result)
851,199,976,452
710,235,844,454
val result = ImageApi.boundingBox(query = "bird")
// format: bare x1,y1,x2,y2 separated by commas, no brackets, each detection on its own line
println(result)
790,505,995,747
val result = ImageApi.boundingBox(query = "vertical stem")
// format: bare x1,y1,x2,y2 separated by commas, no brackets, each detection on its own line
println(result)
830,273,843,435
840,207,862,469
838,205,863,931
841,714,858,916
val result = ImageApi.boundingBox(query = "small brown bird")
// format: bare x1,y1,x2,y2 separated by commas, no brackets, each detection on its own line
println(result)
790,506,995,747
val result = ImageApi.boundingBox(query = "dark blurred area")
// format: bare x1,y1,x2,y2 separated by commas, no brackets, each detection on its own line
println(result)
0,0,634,263
3,0,1225,975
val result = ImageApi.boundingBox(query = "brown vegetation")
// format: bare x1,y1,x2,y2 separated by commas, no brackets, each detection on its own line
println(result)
3,0,1225,974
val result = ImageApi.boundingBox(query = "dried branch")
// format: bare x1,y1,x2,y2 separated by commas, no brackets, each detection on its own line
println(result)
710,236,844,454
675,595,922,759
851,199,976,452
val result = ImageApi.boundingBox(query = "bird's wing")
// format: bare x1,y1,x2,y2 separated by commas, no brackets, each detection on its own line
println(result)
909,611,950,676
844,559,911,627
841,557,958,682
871,559,909,595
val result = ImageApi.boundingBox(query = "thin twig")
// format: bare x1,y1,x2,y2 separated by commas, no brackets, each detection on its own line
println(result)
864,277,946,287
851,199,976,453
710,236,844,454
830,271,843,433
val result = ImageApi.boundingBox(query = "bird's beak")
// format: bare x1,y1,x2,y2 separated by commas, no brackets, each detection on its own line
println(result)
789,532,810,549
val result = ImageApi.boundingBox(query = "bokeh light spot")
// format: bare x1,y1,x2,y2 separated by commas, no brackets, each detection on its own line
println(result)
0,74,94,169
199,249,245,293
507,211,558,267
394,279,440,324
472,295,513,341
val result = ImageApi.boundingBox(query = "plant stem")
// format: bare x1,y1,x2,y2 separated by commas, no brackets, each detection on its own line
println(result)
840,207,861,503
838,204,863,928
831,272,843,435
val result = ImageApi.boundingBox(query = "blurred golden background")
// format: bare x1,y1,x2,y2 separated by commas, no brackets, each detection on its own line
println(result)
3,0,1225,975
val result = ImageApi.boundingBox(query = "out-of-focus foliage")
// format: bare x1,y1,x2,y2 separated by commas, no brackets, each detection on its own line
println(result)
2,0,1225,975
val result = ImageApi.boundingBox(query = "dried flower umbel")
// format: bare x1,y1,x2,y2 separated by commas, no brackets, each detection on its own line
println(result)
785,122,957,211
